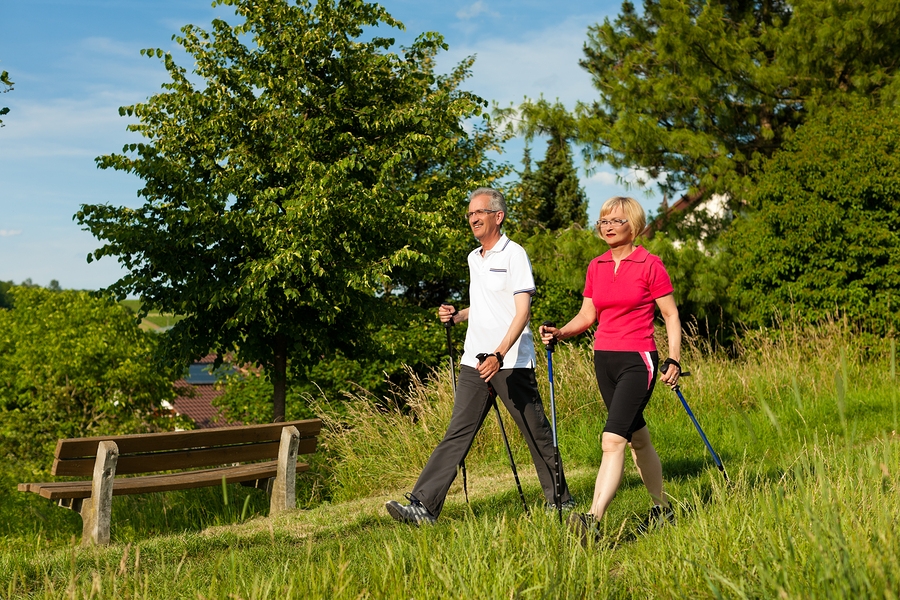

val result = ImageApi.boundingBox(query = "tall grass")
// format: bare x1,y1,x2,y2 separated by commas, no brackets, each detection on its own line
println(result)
2,318,899,598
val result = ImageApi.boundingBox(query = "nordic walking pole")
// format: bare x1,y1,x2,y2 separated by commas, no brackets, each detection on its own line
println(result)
661,363,729,481
477,353,529,514
542,321,564,523
441,303,468,503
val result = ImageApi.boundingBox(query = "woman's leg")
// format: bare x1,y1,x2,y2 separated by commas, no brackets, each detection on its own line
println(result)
628,425,668,507
588,431,629,519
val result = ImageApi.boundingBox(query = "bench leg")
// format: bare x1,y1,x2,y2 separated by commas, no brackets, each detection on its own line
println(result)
81,441,119,546
270,425,299,515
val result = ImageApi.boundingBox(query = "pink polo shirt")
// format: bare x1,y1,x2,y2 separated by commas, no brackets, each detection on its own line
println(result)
583,246,673,352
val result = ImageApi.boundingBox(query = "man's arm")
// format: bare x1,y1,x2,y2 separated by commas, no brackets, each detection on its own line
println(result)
477,292,531,382
438,305,468,324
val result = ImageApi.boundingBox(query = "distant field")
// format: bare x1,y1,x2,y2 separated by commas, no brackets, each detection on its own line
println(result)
119,299,185,330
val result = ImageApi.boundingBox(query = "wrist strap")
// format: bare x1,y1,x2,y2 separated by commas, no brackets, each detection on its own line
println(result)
663,357,681,371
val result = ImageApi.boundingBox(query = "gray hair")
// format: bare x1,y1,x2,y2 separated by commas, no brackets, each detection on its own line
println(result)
469,187,507,217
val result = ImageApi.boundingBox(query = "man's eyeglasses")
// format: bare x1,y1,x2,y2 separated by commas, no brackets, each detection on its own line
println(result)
465,209,499,220
597,219,629,228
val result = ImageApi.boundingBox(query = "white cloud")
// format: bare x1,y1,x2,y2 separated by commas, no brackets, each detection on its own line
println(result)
587,171,618,186
456,2,498,20
0,230,23,237
438,14,606,110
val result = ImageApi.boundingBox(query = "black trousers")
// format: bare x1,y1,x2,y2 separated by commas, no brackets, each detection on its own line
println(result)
412,365,571,518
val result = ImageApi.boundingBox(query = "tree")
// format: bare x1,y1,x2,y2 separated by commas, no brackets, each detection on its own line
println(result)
0,287,182,464
517,135,588,231
724,100,900,331
76,0,497,421
0,68,12,127
563,0,900,205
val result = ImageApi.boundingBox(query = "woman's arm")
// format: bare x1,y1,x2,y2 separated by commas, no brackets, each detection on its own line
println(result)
655,292,682,387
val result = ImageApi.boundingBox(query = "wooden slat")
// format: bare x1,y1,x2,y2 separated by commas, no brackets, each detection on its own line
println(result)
54,419,322,459
52,437,317,477
20,461,310,500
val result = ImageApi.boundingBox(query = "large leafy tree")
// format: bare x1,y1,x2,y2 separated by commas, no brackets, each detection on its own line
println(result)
564,0,900,203
724,100,900,330
0,287,181,464
76,0,495,421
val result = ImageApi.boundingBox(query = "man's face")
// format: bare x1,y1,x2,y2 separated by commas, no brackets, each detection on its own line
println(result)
467,194,503,242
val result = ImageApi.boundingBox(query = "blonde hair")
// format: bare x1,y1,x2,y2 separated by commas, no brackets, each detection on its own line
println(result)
599,196,646,241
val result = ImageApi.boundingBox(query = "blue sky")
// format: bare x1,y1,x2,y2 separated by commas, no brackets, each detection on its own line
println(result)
1,0,662,291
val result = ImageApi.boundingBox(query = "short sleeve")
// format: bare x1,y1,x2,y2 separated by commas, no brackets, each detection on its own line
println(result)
647,256,674,299
510,247,536,295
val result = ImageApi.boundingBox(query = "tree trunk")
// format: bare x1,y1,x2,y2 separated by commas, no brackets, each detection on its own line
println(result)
272,334,287,423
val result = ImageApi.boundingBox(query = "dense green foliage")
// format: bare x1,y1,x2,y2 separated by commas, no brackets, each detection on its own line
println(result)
0,281,12,309
571,0,900,201
725,101,900,330
0,287,182,464
77,0,506,420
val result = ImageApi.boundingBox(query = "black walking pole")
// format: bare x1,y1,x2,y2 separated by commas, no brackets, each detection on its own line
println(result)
542,321,564,523
477,353,529,514
441,303,468,503
661,363,729,481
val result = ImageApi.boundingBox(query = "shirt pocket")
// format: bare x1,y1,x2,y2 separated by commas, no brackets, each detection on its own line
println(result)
486,268,508,292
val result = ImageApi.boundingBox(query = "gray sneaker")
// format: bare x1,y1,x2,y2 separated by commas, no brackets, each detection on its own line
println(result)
386,493,436,526
637,505,674,534
568,511,601,546
545,498,577,514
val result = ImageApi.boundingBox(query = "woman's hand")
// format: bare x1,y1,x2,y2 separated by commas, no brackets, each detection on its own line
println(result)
660,361,680,388
538,324,559,347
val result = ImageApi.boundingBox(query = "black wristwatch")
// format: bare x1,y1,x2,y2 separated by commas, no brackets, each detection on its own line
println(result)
476,352,504,368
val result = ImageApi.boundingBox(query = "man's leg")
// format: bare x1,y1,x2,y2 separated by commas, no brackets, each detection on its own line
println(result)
406,366,494,518
491,368,572,505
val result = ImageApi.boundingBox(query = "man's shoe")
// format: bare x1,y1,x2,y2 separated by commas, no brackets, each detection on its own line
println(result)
385,493,436,526
545,498,577,514
637,505,674,534
567,511,601,546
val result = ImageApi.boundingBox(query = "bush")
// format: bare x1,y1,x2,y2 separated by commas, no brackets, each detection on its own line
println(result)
725,99,900,331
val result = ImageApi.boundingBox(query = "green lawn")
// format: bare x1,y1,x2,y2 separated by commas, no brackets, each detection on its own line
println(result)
2,321,899,598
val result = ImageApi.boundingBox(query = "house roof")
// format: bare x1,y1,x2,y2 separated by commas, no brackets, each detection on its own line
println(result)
170,353,242,429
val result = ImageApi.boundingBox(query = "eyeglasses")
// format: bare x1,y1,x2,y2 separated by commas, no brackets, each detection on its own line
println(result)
597,219,629,228
465,209,499,220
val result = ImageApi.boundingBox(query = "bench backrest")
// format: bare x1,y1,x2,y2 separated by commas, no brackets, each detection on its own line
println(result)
51,419,322,477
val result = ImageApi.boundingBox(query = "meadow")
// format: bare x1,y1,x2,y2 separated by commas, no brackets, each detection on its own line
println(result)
1,317,899,599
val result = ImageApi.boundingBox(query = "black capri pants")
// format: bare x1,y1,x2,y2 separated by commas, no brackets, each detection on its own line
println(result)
594,350,659,441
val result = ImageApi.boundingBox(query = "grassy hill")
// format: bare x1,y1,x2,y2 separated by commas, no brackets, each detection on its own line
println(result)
1,320,899,598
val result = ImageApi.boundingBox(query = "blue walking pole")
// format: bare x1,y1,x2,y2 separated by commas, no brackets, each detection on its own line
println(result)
661,363,728,482
542,321,564,523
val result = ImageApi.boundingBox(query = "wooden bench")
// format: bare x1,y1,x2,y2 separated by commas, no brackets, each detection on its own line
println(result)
17,419,322,546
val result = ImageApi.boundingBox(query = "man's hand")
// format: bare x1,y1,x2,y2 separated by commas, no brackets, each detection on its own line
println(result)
438,304,456,325
476,352,501,382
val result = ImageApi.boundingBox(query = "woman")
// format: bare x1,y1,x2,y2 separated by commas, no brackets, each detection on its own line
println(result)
539,196,681,542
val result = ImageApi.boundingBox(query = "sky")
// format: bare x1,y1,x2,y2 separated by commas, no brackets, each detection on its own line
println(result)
0,0,663,291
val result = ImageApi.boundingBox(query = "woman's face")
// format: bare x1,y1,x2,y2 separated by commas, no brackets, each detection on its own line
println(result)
597,205,633,248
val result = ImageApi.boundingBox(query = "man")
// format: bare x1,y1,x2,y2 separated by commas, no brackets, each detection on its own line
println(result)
385,187,573,525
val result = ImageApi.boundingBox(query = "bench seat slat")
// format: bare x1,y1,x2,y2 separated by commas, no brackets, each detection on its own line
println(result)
54,419,322,459
18,460,310,500
52,437,317,477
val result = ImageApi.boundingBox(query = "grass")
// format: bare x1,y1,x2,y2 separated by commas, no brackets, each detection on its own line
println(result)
118,299,184,330
2,318,900,598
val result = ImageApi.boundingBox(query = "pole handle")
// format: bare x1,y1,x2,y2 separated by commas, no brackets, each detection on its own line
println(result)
541,320,558,352
441,303,457,329
660,362,691,378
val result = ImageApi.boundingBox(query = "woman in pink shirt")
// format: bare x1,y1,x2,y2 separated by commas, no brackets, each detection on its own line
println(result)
540,196,682,543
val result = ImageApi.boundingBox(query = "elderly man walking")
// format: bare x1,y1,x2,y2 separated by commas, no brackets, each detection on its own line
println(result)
386,187,573,524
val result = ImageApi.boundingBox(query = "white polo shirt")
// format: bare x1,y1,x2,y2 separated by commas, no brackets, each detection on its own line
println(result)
461,234,537,370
